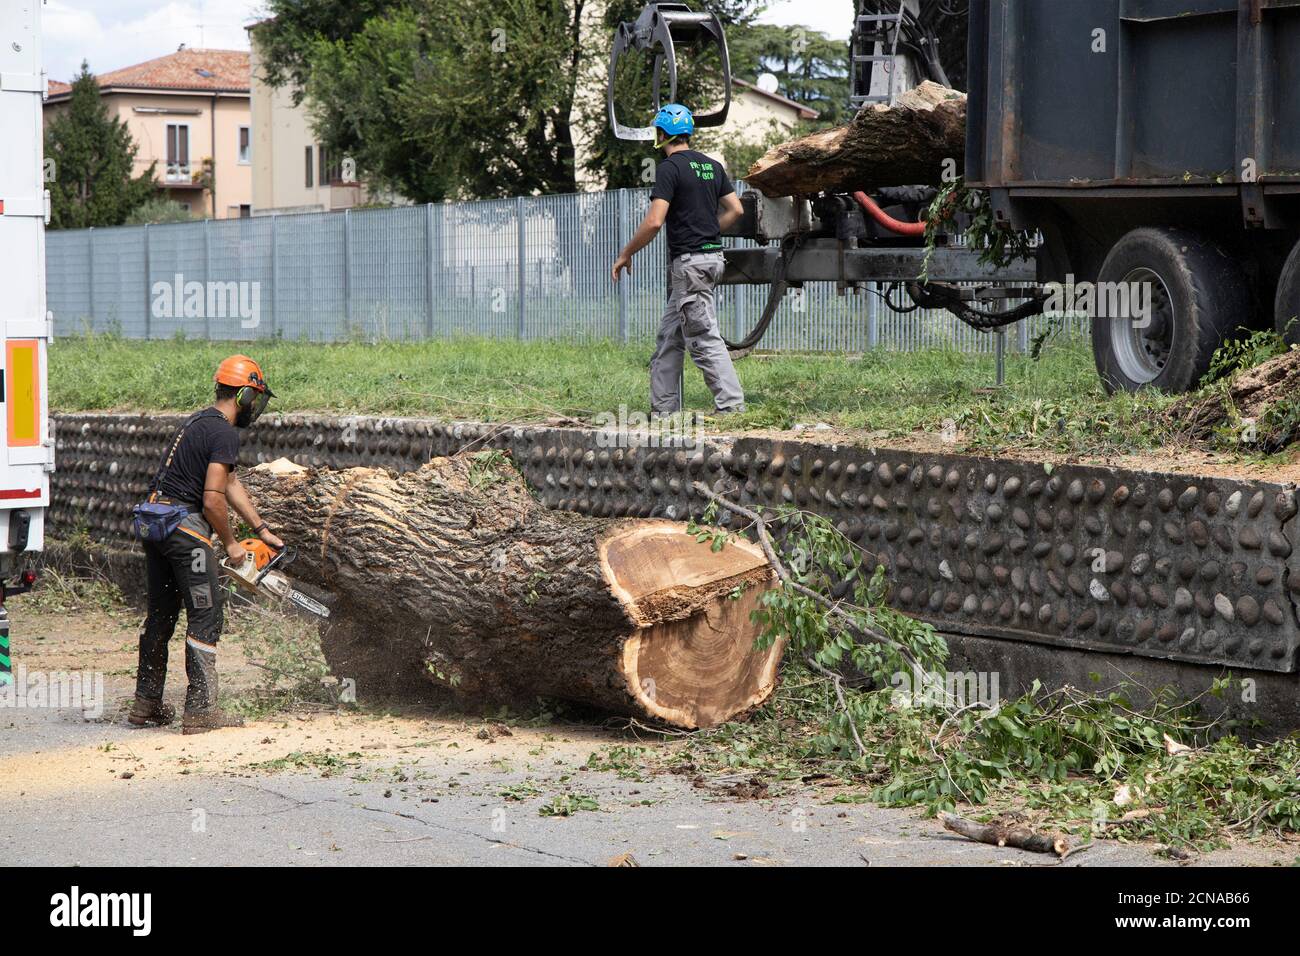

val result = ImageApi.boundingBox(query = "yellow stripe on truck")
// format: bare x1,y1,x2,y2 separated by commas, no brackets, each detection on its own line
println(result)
6,339,40,447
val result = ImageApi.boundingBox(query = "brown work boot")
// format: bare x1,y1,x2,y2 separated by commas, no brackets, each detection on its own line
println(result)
181,636,245,735
127,695,176,727
182,707,246,734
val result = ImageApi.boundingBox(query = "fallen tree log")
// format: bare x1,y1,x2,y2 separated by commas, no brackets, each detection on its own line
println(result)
745,81,966,198
238,454,783,729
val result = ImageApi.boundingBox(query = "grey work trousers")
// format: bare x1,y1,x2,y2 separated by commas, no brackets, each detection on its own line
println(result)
650,252,745,414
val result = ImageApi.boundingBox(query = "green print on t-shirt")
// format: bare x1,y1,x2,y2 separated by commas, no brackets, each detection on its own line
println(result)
688,160,715,182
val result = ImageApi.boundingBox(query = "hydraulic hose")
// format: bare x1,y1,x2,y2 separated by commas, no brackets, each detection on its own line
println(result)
905,281,1050,331
853,190,928,237
723,233,806,356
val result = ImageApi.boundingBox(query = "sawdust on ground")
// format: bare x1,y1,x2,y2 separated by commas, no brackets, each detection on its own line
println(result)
0,598,616,799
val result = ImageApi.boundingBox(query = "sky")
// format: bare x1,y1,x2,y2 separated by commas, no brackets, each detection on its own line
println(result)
42,0,853,82
759,0,853,40
43,0,265,80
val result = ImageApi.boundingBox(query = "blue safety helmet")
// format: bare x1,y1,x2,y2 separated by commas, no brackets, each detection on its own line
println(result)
653,103,695,143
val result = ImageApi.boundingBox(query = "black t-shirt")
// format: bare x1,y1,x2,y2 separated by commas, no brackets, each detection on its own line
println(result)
650,149,735,259
151,408,240,509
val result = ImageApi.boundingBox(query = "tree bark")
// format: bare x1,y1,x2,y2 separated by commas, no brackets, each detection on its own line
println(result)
939,812,1069,857
744,81,967,198
238,455,783,729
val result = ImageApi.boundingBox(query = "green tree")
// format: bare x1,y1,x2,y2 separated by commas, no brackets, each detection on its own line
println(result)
253,0,403,102
124,197,195,225
45,63,157,229
257,0,767,198
729,24,850,127
261,0,586,201
589,0,768,189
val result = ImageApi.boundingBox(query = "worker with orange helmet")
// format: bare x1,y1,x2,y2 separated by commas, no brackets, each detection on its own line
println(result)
129,355,281,734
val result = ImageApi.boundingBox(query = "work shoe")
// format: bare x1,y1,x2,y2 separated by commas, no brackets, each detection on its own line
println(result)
181,635,245,735
127,695,176,727
182,708,245,735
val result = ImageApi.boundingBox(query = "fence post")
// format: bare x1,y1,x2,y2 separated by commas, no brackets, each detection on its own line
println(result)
343,208,353,329
424,202,435,339
617,188,629,344
203,218,212,340
730,284,738,341
736,284,746,342
445,202,456,300
87,226,95,329
143,223,151,340
867,282,879,350
1017,318,1029,353
516,195,526,339
269,215,279,339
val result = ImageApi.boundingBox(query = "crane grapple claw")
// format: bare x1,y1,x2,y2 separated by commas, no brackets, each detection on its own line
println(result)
607,3,732,142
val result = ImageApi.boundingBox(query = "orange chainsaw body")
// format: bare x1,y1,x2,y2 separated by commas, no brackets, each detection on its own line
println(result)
240,538,278,572
221,538,330,619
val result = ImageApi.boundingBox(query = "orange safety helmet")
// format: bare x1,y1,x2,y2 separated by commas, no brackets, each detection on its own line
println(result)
215,355,275,427
215,354,272,393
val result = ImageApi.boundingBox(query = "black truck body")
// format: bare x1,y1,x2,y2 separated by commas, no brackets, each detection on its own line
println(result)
967,0,1300,390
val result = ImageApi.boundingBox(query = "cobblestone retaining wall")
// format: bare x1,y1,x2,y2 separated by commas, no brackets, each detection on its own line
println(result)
51,413,1300,674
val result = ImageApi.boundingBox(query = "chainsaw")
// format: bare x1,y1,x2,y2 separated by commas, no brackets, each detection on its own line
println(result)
222,538,330,620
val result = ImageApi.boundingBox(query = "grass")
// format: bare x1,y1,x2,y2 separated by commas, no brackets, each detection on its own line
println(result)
20,568,126,615
47,331,1179,456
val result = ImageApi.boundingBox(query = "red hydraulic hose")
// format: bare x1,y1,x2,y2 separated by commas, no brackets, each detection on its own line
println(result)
852,190,927,237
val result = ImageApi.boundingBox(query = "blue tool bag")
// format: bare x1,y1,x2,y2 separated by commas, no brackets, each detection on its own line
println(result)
132,501,189,543
134,414,205,543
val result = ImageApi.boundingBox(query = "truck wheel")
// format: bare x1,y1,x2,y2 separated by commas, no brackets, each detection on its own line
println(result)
1274,239,1300,346
1091,228,1249,394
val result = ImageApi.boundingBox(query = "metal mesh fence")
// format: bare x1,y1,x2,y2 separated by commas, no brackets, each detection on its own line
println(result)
45,187,1086,351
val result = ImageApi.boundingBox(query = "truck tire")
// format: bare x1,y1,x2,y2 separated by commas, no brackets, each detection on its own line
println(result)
1274,238,1300,346
1091,228,1250,394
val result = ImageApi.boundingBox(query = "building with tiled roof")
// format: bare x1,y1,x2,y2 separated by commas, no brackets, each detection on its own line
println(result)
247,26,367,214
45,48,253,219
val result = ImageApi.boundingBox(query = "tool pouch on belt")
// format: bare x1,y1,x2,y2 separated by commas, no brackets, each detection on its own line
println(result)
134,411,209,543
132,501,189,543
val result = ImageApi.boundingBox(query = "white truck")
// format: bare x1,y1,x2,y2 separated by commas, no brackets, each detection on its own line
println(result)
0,0,54,687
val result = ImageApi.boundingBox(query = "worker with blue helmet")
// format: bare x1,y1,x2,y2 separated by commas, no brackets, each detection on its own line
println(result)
652,103,695,144
611,103,746,415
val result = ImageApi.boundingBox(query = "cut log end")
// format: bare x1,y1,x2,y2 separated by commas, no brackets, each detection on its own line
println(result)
601,522,782,729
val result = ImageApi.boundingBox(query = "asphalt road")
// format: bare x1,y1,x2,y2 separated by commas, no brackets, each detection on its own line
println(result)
0,687,1221,868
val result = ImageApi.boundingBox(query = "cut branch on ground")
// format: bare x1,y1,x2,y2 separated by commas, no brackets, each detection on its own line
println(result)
939,812,1070,857
1165,346,1300,451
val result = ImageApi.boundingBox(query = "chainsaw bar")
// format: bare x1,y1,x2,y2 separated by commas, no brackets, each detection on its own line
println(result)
286,587,330,620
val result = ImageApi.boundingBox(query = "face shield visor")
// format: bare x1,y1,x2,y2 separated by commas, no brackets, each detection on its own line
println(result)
236,385,274,428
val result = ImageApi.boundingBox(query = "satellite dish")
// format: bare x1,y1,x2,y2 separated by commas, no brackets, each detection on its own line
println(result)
756,72,780,94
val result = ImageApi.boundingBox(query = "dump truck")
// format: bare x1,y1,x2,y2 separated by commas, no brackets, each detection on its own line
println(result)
0,0,53,687
611,0,1300,394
